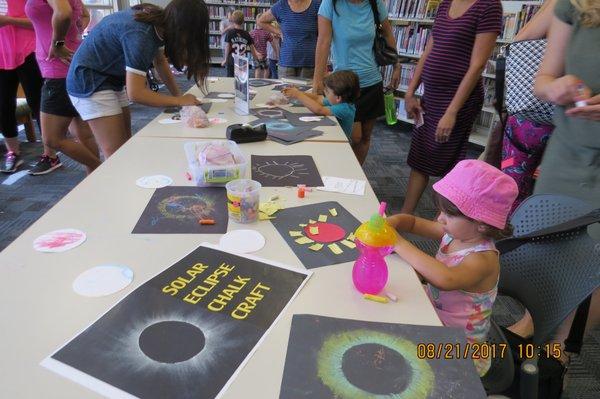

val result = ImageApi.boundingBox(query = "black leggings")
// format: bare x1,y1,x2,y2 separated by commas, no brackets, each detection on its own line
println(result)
0,53,43,138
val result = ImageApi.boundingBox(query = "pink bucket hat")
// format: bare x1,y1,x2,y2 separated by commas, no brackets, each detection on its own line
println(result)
432,160,518,229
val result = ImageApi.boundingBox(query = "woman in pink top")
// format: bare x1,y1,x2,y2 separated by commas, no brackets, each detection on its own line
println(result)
388,160,518,376
0,0,56,174
26,0,100,175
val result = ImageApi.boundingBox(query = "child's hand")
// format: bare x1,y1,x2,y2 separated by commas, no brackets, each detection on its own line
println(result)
282,87,300,99
546,75,590,106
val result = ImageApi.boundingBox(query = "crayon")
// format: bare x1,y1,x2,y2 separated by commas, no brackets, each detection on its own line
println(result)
363,294,389,304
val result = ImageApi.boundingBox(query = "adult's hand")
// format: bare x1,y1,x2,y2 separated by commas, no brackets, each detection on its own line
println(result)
545,75,590,106
565,94,600,121
47,44,74,65
435,112,456,143
390,64,401,90
404,93,422,120
178,94,201,106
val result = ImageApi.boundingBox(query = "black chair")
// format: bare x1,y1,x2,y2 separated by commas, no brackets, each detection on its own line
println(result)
482,194,600,397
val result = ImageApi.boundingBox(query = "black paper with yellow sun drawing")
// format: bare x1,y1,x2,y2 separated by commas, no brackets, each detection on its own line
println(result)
251,155,324,187
271,201,360,269
132,187,228,234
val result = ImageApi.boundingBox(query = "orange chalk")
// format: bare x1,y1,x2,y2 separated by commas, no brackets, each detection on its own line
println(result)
199,219,215,225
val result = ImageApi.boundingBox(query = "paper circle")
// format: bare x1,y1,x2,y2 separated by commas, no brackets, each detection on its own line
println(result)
254,103,276,109
204,98,228,103
33,228,86,253
217,93,235,99
136,175,173,189
158,118,181,125
219,230,266,254
72,265,134,297
299,116,324,122
209,117,228,124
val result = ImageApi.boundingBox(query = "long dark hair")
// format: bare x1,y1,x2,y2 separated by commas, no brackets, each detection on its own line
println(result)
133,1,210,91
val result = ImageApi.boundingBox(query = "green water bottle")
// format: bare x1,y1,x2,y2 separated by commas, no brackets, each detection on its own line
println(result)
384,89,397,126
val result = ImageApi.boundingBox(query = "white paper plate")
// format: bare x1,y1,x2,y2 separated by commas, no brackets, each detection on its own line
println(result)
72,265,134,297
219,230,266,254
136,175,173,189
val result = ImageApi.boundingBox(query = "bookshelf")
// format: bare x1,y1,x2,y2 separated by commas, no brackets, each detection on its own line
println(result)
382,0,544,147
207,1,276,64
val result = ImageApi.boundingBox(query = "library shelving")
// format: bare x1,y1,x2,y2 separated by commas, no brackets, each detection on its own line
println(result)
383,0,544,147
207,1,276,64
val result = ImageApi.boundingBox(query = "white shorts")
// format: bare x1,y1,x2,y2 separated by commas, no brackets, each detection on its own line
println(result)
69,89,129,121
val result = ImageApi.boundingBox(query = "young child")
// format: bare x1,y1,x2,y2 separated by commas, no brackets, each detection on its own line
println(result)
221,10,262,78
388,159,518,376
282,70,359,139
266,25,280,79
250,13,271,78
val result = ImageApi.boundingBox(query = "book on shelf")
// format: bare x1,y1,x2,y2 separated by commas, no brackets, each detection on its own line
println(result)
208,5,263,19
388,0,440,19
393,24,430,55
500,3,542,41
381,63,424,95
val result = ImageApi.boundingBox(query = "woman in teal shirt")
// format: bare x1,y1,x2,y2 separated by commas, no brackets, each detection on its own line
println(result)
314,0,400,164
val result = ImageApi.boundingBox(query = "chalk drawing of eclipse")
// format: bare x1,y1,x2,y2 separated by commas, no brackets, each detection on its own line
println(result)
264,120,295,131
254,160,310,181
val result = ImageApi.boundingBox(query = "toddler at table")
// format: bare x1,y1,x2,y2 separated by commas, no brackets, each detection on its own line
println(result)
388,159,518,376
282,70,358,138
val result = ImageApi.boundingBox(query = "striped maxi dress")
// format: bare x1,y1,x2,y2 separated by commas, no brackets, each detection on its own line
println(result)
407,0,502,177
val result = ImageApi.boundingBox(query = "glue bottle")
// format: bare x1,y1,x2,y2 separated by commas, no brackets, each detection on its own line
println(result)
384,89,398,126
352,202,396,295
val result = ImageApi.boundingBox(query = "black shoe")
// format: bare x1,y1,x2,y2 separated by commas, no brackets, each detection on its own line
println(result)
1,152,23,173
28,155,62,175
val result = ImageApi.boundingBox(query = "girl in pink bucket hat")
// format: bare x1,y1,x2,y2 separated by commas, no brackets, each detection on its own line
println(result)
388,159,518,376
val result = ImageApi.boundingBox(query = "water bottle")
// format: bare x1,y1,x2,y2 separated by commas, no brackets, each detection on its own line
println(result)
384,89,398,126
352,202,397,295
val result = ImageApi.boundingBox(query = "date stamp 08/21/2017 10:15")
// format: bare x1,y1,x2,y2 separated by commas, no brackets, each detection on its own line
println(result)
416,342,563,361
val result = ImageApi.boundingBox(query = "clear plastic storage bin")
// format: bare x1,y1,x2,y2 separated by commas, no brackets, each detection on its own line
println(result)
184,140,247,186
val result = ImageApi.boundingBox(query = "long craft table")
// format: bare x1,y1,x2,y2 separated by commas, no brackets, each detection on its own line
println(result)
136,77,350,143
0,105,440,397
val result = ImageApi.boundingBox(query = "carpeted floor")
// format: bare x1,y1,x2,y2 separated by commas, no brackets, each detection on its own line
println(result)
1,68,598,397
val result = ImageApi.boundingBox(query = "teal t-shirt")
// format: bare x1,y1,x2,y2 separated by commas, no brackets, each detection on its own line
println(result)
324,98,355,138
318,0,388,88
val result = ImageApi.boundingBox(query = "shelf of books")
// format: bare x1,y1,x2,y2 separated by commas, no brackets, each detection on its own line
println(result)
383,0,544,147
207,1,276,64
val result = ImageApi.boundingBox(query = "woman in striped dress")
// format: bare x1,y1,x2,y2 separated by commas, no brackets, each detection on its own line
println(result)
401,0,502,214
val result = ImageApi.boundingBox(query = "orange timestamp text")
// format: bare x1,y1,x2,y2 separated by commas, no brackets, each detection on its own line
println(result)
416,342,508,360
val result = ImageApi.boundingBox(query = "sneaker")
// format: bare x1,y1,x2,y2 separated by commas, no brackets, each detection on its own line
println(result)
28,155,62,175
1,152,23,173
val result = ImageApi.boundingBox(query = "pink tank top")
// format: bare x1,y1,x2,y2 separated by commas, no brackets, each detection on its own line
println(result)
0,0,36,70
426,234,498,376
25,0,83,78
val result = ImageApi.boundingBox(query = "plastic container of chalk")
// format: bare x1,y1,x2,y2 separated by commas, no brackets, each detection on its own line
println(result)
184,140,247,186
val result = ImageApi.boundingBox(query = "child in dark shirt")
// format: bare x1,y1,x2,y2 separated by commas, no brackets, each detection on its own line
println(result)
221,10,262,77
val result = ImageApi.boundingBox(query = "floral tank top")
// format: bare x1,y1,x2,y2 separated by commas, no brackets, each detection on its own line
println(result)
426,234,498,376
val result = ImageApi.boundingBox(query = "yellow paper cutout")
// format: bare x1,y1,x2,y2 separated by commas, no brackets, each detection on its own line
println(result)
328,243,343,255
347,232,356,241
329,208,338,217
341,239,356,249
308,219,317,224
309,226,319,235
289,231,303,237
309,243,324,251
318,214,327,222
295,236,314,245
299,223,308,227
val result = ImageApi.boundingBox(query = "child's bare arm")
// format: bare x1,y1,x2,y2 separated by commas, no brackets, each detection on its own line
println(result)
290,91,332,116
250,45,262,60
222,43,231,66
387,214,444,241
394,237,495,291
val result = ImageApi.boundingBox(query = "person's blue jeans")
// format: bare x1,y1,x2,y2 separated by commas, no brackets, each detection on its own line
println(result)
268,59,278,79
